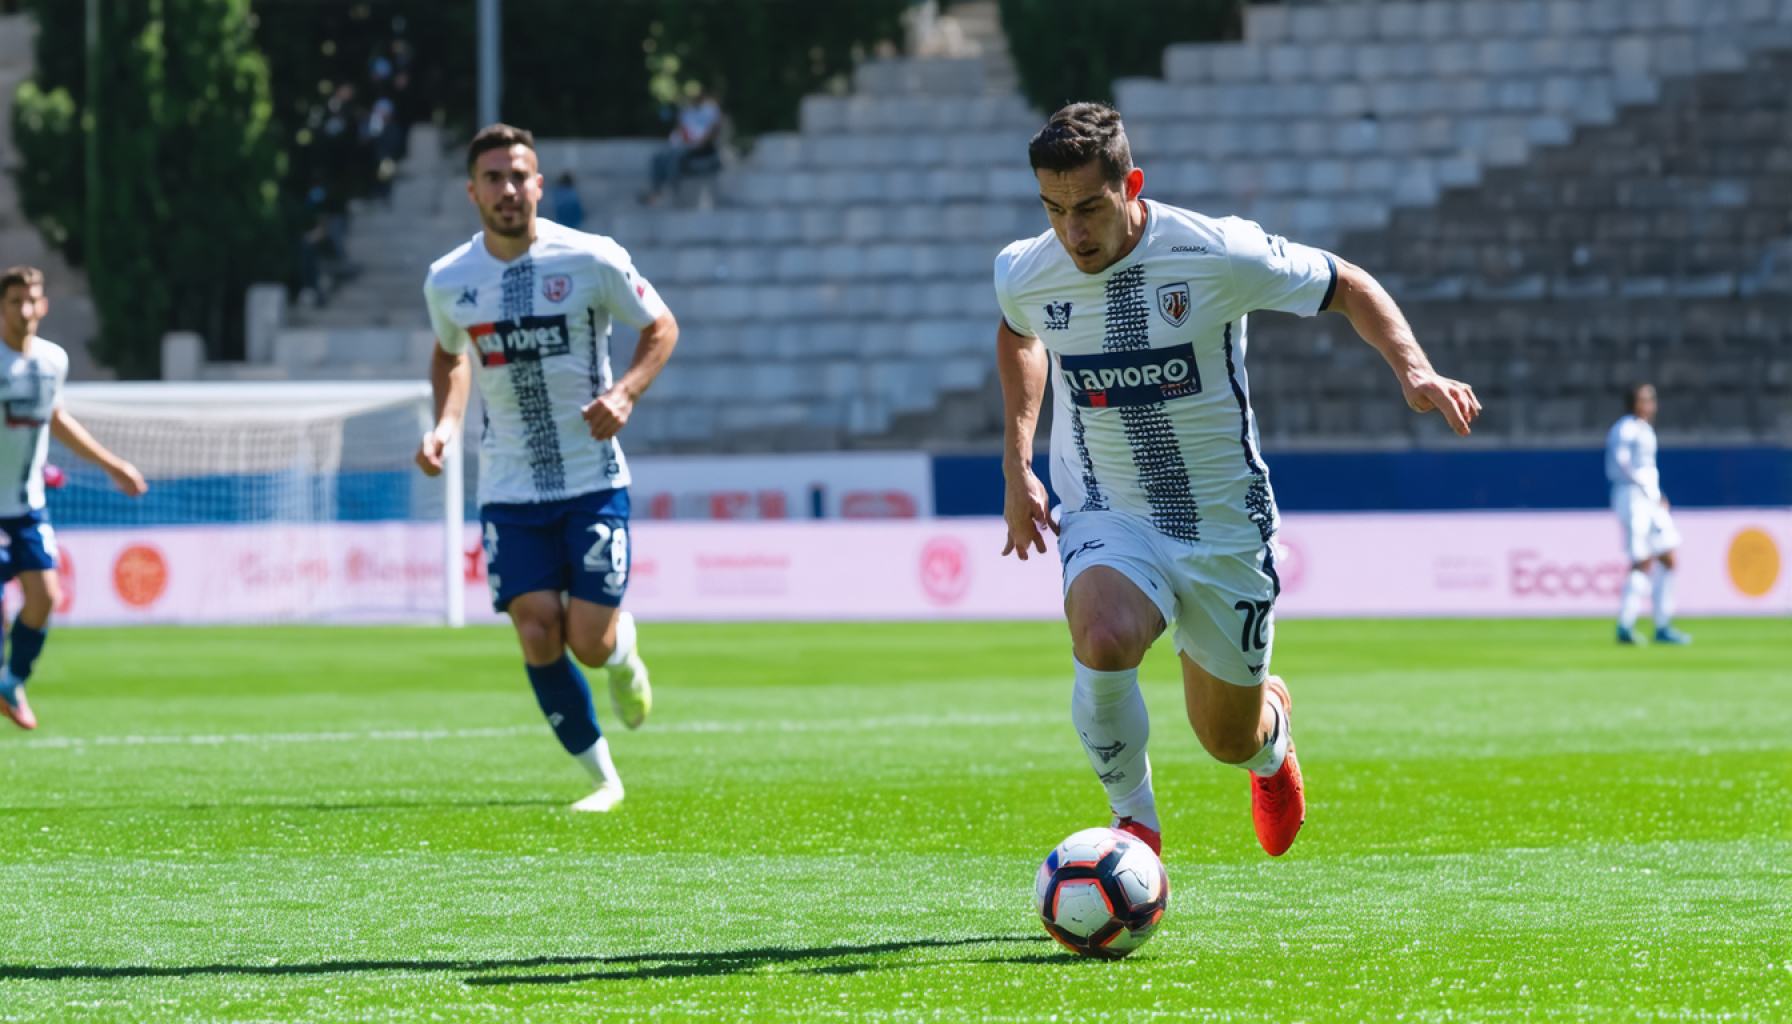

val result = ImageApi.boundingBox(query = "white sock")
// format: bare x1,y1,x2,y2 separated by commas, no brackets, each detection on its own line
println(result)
1651,565,1675,630
573,737,622,789
1240,698,1289,778
1071,658,1157,831
1618,569,1648,630
604,611,637,668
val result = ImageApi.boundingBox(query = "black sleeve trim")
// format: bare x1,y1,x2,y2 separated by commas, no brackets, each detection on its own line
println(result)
1319,253,1339,313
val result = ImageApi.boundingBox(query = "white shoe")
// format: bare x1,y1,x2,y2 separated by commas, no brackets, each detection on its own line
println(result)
607,648,652,730
571,783,625,813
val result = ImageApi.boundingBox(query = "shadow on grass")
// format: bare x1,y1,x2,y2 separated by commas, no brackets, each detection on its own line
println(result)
0,935,1054,986
465,935,1053,985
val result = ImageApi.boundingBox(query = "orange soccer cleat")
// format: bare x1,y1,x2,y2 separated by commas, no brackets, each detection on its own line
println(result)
1250,676,1303,857
1112,816,1162,856
1,681,37,730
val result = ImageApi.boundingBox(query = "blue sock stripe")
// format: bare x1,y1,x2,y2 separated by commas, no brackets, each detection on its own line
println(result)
524,656,601,755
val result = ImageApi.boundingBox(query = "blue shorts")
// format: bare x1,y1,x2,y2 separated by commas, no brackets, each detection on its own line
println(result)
0,508,58,583
480,488,631,613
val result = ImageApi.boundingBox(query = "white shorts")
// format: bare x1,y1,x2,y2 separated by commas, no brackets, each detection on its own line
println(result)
1614,489,1681,564
1058,508,1279,687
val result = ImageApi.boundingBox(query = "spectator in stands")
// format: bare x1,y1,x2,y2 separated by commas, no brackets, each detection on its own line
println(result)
365,95,404,200
549,172,586,230
640,87,724,206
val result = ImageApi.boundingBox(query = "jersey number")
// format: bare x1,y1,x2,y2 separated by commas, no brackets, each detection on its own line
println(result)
1234,599,1272,652
584,523,629,593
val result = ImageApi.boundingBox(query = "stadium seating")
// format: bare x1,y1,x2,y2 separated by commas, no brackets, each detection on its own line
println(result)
227,0,1790,451
1243,39,1792,447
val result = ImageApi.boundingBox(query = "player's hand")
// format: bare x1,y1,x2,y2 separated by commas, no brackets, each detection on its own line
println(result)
108,461,148,498
1659,494,1671,510
415,427,449,477
1401,370,1482,436
1001,466,1057,561
584,388,634,440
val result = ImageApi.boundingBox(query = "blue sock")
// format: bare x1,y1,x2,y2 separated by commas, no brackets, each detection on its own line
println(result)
524,656,601,755
7,616,47,684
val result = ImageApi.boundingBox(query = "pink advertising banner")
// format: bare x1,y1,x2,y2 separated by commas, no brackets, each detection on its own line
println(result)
34,510,1789,625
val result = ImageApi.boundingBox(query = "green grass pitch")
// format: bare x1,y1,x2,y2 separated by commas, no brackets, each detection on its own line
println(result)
0,619,1786,1022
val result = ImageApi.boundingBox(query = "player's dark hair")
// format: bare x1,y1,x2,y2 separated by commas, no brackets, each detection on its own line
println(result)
0,265,43,294
466,123,535,175
1028,103,1133,184
1626,382,1654,413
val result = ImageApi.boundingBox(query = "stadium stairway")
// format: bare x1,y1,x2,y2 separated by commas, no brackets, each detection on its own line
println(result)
216,0,1791,452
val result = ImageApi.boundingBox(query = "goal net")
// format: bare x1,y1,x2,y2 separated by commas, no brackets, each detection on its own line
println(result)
43,382,466,626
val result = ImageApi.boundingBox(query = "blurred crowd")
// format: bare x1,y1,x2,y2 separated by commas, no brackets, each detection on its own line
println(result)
293,29,421,309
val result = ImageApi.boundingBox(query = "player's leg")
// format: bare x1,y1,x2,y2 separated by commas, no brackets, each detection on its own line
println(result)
1172,548,1302,856
0,570,58,731
561,488,649,730
1618,556,1651,644
0,515,60,730
565,598,647,728
507,590,623,811
1651,549,1689,644
1059,511,1175,853
484,504,623,811
0,542,22,729
1616,497,1652,644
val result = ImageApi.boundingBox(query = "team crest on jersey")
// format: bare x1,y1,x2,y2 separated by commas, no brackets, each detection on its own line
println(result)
1043,301,1073,331
1156,282,1191,328
542,274,573,304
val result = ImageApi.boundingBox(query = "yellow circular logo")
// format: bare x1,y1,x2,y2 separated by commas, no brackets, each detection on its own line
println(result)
1727,528,1781,598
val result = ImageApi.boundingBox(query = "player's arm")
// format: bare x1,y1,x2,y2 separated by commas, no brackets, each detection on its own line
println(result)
585,310,678,441
1607,427,1660,501
49,409,147,496
1324,257,1482,436
418,341,471,477
997,318,1055,560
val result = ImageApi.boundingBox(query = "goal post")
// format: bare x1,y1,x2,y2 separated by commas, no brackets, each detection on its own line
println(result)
48,381,467,626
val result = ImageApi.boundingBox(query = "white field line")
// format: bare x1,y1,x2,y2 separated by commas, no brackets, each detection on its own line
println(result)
16,711,1058,751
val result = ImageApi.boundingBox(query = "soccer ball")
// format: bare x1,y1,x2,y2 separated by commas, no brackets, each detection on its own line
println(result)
1034,827,1169,959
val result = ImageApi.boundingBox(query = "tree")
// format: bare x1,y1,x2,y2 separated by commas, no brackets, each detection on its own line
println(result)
10,0,286,377
647,0,910,139
998,0,1241,114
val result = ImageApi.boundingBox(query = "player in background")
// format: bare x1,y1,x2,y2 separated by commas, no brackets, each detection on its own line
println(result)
994,104,1480,857
1606,383,1690,646
0,266,147,730
417,124,678,811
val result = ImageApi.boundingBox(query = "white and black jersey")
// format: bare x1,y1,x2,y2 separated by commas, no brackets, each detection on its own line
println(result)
995,200,1336,553
424,219,668,507
0,338,67,517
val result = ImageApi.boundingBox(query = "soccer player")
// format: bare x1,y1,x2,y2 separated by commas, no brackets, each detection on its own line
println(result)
0,266,148,730
417,124,678,812
993,104,1480,856
1606,383,1689,646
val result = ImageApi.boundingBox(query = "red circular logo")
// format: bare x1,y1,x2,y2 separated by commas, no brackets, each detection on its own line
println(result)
113,545,169,608
919,537,971,606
